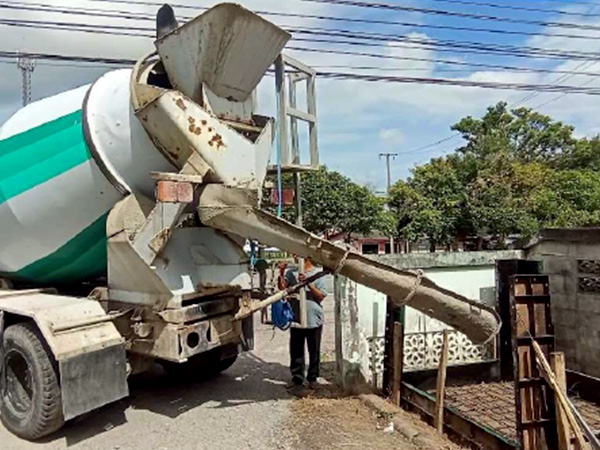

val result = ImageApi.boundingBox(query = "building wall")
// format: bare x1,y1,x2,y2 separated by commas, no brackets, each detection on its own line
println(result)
527,232,600,377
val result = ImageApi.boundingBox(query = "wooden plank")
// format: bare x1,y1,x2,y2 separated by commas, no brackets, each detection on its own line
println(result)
435,329,450,433
551,352,572,450
391,321,403,406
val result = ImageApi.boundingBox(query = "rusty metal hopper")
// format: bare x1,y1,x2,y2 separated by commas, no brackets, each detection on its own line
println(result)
155,3,291,103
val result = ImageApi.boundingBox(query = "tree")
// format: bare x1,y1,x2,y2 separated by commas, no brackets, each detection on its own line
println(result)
388,102,600,249
527,169,600,228
389,158,467,251
263,167,388,240
466,157,541,246
452,102,577,164
555,136,600,171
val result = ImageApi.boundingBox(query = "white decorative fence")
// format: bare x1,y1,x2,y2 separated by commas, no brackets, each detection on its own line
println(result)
367,329,494,378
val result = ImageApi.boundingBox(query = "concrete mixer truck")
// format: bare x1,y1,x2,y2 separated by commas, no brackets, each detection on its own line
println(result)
0,2,500,440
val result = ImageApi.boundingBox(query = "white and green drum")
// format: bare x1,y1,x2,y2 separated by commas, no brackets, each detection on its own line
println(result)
0,69,173,285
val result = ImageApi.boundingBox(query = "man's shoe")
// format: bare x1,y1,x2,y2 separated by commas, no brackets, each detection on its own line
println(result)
288,384,310,398
286,379,306,389
307,380,319,390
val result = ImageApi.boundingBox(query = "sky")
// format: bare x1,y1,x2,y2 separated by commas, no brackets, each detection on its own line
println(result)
2,0,600,192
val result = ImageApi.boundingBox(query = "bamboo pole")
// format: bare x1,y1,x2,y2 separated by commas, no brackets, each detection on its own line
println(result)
531,341,589,450
233,271,328,321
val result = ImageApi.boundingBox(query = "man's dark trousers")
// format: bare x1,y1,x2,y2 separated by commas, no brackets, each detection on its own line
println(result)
290,326,323,384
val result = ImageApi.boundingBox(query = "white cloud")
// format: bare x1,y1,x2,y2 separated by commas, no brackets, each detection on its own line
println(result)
379,128,405,145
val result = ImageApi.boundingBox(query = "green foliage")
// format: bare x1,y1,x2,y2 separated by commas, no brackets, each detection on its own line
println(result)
389,159,466,248
389,102,600,249
452,102,577,164
264,167,388,240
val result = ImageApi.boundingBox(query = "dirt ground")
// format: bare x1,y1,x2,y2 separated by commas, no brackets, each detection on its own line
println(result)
289,396,417,450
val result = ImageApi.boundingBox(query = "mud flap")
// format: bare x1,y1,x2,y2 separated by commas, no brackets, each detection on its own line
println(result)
59,344,128,420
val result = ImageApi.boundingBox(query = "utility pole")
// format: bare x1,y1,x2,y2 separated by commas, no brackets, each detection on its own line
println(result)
379,152,398,254
17,54,36,106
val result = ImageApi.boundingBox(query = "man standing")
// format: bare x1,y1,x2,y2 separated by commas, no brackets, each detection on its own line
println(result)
280,257,328,393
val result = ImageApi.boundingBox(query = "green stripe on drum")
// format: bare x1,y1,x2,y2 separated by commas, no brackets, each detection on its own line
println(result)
0,110,90,204
2,212,108,284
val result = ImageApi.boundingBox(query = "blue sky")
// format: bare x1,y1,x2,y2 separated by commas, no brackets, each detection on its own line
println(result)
1,0,600,192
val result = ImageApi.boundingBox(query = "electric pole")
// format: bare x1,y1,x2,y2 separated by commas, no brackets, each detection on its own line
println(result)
379,152,398,253
17,54,36,106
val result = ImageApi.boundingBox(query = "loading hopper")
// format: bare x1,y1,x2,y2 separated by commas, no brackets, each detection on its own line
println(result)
155,3,291,103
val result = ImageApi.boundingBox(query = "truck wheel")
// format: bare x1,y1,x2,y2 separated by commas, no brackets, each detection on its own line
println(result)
0,323,64,440
215,355,237,374
161,352,238,379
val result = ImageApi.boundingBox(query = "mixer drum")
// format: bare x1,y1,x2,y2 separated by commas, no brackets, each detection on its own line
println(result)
0,69,173,285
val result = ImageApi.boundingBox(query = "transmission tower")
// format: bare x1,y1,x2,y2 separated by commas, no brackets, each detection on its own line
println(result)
17,54,36,106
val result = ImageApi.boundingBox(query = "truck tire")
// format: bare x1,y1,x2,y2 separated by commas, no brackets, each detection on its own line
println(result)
0,323,64,440
161,351,238,379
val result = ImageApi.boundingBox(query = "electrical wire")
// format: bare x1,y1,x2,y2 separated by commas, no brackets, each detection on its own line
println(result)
300,0,600,32
5,3,600,63
85,0,600,42
0,51,600,96
396,0,600,157
3,50,600,96
532,70,600,109
6,17,600,77
288,46,600,77
422,0,600,18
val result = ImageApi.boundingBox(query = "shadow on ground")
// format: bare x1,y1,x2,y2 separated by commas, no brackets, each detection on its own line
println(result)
35,352,292,447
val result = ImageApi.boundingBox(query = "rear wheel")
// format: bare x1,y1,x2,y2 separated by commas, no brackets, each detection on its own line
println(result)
0,323,64,440
160,348,238,379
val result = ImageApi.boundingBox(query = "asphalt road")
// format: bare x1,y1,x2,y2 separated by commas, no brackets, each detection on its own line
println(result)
1,304,336,450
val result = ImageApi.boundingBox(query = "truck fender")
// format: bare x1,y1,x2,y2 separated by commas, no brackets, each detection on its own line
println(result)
0,290,129,420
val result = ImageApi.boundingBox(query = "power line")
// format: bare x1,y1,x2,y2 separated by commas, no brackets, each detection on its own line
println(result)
288,46,600,77
425,0,600,18
542,0,600,6
292,34,600,62
512,60,598,107
397,135,464,156
7,16,600,77
381,1,600,157
6,19,600,84
532,67,600,109
300,0,600,32
3,50,600,96
0,51,135,66
84,0,600,41
6,3,600,63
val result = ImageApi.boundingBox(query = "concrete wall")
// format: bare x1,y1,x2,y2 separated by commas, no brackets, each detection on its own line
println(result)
335,250,522,387
527,230,600,377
